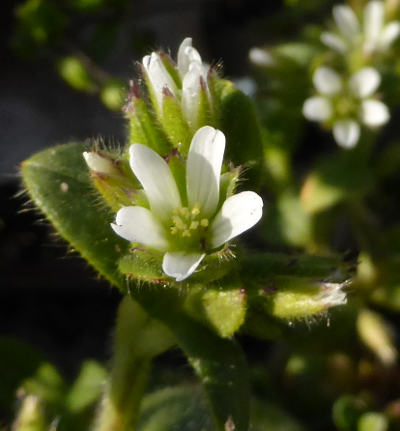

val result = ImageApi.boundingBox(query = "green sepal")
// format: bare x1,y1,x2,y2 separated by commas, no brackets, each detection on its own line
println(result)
195,78,216,131
160,53,181,89
215,79,264,188
21,142,130,289
126,93,171,156
160,92,191,154
184,281,247,338
167,152,187,205
118,250,167,283
188,251,235,284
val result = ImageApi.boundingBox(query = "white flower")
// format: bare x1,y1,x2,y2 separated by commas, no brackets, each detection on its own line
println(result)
142,37,211,130
303,66,389,148
321,1,400,55
111,126,263,282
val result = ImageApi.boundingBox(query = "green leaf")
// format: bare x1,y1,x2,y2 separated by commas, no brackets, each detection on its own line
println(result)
66,361,107,414
0,338,44,417
21,142,130,288
300,152,372,214
239,251,347,280
216,80,264,188
137,385,213,431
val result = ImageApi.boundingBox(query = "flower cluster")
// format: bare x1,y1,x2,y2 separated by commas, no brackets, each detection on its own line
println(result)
110,126,263,282
303,66,389,148
142,37,213,132
321,1,400,56
302,1,397,148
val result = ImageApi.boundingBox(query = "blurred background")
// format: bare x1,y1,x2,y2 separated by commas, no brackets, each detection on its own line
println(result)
6,1,386,429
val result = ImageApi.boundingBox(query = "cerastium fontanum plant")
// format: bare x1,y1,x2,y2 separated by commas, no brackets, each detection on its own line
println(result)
19,35,359,431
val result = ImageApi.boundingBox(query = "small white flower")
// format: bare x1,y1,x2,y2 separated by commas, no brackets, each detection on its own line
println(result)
111,126,263,282
303,66,389,148
142,37,211,130
321,1,400,55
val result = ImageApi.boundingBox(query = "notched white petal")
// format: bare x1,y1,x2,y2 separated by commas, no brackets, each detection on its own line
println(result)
349,67,381,98
111,206,168,250
333,5,360,39
187,126,225,217
379,21,400,51
177,37,202,78
360,99,390,127
333,119,361,149
313,67,342,96
210,191,263,249
302,96,333,122
130,144,181,220
142,52,178,108
320,32,348,53
364,0,384,51
162,251,205,282
181,63,202,128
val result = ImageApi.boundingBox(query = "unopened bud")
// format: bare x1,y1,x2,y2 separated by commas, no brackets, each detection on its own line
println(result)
83,151,116,175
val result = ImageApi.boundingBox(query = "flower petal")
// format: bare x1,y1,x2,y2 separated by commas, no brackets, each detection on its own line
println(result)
142,52,178,108
320,32,348,53
177,37,202,79
111,206,168,250
302,96,333,122
162,251,205,282
360,99,390,127
210,191,263,249
130,144,181,220
349,67,381,98
181,63,202,128
313,67,342,96
249,47,276,66
333,119,361,149
333,5,360,39
187,126,225,217
364,0,384,53
379,21,400,51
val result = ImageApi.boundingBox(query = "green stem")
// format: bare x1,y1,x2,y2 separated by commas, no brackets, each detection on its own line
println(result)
94,298,174,431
